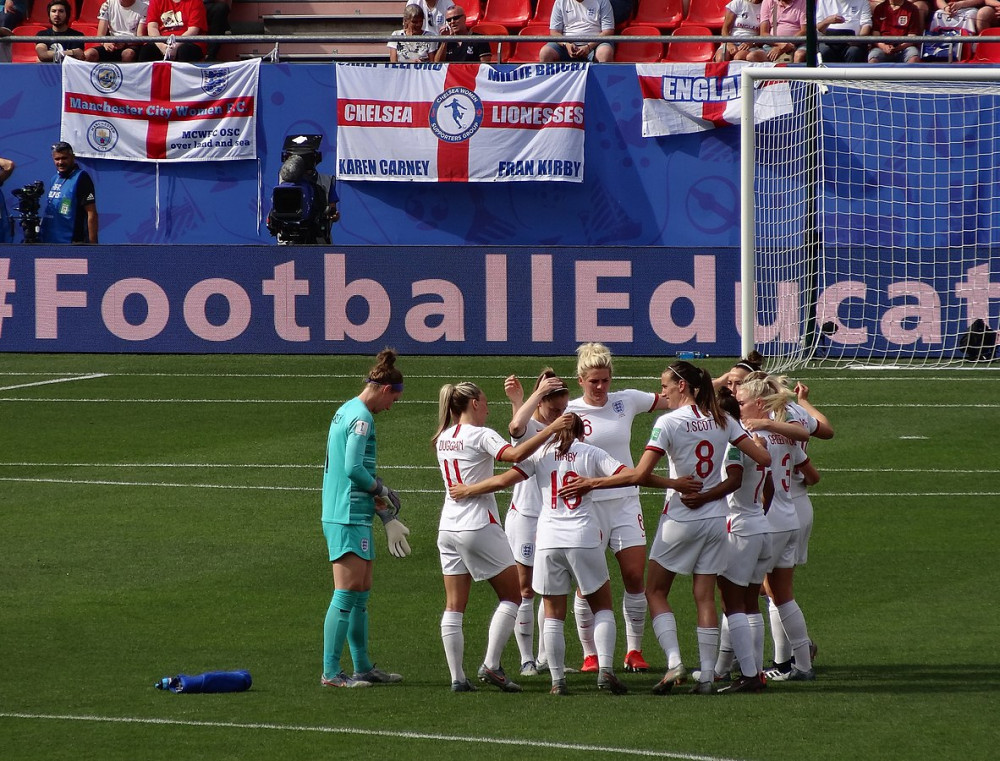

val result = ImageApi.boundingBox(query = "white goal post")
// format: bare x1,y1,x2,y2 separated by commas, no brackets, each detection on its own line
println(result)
740,66,1000,370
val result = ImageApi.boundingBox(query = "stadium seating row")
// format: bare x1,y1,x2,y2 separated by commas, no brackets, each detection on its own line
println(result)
478,0,725,32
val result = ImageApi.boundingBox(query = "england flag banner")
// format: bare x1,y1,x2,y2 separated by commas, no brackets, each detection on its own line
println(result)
336,63,588,183
636,61,792,138
61,58,260,162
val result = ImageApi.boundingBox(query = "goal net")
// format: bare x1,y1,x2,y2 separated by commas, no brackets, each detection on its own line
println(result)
741,67,1000,371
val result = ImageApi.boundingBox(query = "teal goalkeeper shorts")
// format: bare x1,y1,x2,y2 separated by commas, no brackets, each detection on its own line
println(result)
323,522,375,562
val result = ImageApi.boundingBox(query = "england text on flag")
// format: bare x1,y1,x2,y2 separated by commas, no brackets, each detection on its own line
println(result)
61,58,260,162
636,61,793,138
335,63,588,183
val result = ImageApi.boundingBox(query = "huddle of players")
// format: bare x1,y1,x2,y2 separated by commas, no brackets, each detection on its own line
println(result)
433,343,832,696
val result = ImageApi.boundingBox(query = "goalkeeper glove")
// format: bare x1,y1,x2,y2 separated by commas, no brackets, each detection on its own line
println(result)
373,476,402,517
383,518,411,558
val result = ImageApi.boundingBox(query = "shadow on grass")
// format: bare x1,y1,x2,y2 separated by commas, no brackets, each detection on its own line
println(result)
797,663,1000,694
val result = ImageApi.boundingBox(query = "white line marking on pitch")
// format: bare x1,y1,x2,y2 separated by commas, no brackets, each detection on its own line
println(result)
0,713,744,761
0,373,107,392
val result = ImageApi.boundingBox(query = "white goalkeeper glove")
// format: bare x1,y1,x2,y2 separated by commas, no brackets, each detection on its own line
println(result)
383,518,411,558
373,476,402,518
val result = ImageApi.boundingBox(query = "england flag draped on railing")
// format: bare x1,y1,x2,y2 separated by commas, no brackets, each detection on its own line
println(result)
336,63,588,183
60,58,260,161
636,61,793,137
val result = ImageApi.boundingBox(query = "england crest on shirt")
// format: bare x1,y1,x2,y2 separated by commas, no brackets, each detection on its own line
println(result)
613,399,626,416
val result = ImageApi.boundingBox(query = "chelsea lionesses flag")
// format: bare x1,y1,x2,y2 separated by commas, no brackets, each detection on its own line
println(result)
61,57,260,162
335,63,588,183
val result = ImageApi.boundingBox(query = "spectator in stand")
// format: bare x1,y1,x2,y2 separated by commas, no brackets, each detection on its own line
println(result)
748,0,807,62
84,0,148,63
715,0,763,60
933,0,994,34
40,141,98,245
1,0,29,30
814,0,872,62
0,156,14,244
435,4,492,61
35,0,85,62
139,0,207,61
868,0,923,61
407,0,454,35
389,4,438,62
202,0,230,60
541,0,616,63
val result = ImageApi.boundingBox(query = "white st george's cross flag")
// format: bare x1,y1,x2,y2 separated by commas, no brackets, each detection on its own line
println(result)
636,61,793,137
60,57,260,161
336,62,588,183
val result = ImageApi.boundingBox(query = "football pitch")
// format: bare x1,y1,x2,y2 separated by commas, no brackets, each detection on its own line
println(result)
1,352,997,761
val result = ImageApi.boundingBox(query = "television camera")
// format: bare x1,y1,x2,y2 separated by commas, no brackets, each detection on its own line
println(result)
12,180,45,244
266,134,336,245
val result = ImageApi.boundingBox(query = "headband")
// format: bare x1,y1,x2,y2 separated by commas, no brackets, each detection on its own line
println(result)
367,377,404,392
734,362,756,373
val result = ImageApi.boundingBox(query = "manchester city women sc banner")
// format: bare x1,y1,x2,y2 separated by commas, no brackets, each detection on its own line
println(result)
335,63,588,183
60,58,260,162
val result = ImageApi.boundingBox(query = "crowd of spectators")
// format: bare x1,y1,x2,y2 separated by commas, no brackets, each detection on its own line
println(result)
1,0,999,64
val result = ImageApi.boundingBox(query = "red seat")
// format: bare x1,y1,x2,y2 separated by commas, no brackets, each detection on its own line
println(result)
509,21,550,62
77,0,107,24
480,0,531,32
531,0,557,25
462,0,483,28
75,20,100,49
973,27,1000,62
663,24,714,62
470,22,510,62
683,0,727,31
11,23,47,62
615,24,663,62
632,0,683,31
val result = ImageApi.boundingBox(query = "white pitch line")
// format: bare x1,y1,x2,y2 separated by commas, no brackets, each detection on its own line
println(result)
0,712,744,761
0,462,440,470
0,373,107,392
0,476,317,492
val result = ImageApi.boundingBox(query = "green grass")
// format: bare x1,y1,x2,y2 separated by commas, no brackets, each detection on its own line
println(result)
1,354,998,760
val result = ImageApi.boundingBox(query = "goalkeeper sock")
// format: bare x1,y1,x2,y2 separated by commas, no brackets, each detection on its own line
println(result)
483,600,518,670
347,590,372,674
441,610,466,683
323,589,357,678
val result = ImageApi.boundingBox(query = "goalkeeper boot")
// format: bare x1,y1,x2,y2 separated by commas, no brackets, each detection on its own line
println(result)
321,671,371,688
477,663,522,693
352,664,402,684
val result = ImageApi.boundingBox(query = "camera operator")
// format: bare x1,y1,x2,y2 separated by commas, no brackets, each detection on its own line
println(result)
41,141,98,245
0,156,14,243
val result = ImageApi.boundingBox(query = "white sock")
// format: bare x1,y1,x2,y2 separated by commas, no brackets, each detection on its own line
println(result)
536,603,548,664
777,600,812,671
515,597,535,664
696,627,719,683
748,612,765,673
714,614,734,676
483,600,519,670
622,591,647,653
593,609,617,671
769,598,791,663
543,618,566,682
726,613,756,678
440,610,465,683
651,612,682,669
574,592,597,658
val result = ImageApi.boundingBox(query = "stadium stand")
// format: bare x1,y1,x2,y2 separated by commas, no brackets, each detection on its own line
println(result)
470,21,509,61
972,27,1000,62
509,20,548,61
631,0,683,31
11,22,47,61
663,23,714,61
479,0,531,32
682,0,726,30
615,23,663,61
530,0,556,25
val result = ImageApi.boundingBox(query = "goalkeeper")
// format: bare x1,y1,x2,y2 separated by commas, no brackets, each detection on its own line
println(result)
320,348,410,688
